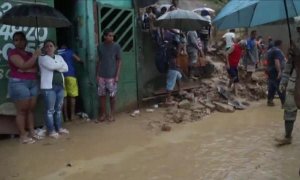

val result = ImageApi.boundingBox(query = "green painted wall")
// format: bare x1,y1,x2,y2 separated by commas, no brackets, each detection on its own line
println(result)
72,0,98,118
137,31,164,98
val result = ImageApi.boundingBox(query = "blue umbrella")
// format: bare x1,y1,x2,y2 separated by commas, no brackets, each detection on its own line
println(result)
213,0,300,44
213,0,259,29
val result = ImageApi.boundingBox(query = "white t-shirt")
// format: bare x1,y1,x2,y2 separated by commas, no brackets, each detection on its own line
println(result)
222,32,235,48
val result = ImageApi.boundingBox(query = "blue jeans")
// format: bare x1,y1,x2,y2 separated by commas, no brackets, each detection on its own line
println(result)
166,70,182,91
268,78,285,105
41,85,64,133
8,78,38,101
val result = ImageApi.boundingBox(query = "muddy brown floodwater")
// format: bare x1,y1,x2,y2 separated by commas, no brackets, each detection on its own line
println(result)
0,100,300,180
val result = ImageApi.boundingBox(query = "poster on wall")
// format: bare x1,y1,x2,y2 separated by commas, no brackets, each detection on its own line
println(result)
0,0,55,105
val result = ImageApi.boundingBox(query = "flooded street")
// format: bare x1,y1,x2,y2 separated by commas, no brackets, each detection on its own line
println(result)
0,101,300,180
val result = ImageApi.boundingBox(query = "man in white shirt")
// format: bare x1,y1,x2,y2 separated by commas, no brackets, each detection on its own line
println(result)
223,29,236,50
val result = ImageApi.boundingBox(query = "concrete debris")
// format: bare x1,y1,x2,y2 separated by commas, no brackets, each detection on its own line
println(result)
146,108,154,112
201,101,216,111
131,110,140,117
139,53,268,131
179,90,189,96
190,103,205,111
166,106,179,114
161,124,172,131
153,104,159,109
178,100,192,109
213,101,235,113
173,115,183,123
184,93,195,102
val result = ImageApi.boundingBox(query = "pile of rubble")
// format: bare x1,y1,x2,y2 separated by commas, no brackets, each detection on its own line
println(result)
141,55,268,131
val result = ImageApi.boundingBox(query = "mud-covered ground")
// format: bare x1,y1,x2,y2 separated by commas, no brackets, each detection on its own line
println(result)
0,99,300,180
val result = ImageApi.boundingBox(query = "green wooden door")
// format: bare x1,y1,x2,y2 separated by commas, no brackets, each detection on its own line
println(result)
98,4,137,110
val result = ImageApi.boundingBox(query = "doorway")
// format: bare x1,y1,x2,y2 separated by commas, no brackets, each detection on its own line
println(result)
53,0,84,115
54,0,74,47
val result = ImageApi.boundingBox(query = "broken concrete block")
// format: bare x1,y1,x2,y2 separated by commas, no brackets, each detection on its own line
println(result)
190,103,205,111
205,108,211,115
202,101,216,111
213,101,235,113
184,93,195,102
172,113,182,123
166,106,179,115
173,116,183,123
161,124,171,131
178,100,191,109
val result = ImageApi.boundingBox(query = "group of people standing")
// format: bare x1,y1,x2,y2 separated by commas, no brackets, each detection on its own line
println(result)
142,3,213,104
222,29,282,97
8,28,121,144
8,4,298,147
223,27,300,146
8,32,70,143
162,25,212,104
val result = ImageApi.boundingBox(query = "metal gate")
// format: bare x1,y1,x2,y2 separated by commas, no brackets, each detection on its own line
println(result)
97,4,137,109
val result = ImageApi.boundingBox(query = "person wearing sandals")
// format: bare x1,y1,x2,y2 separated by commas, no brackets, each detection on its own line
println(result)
8,31,42,144
39,40,69,139
96,28,121,123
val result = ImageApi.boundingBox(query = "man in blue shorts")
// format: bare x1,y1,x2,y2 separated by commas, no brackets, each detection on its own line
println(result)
165,38,182,105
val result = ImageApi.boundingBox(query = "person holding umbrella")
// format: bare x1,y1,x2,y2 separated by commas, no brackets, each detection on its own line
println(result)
8,31,42,144
164,29,182,105
275,26,300,146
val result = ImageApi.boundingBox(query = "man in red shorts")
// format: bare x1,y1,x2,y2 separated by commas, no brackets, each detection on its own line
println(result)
226,39,245,94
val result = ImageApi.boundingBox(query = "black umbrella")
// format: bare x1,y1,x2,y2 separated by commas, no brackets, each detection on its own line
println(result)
0,3,71,45
155,9,210,31
0,3,71,28
134,0,158,8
